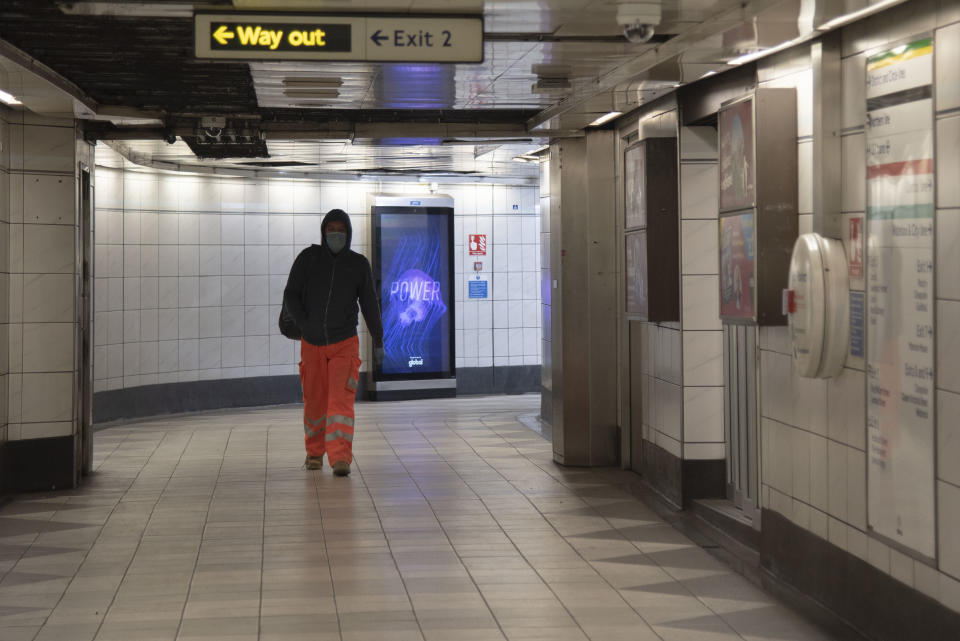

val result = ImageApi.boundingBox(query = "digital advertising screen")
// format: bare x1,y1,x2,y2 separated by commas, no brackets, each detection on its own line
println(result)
373,206,455,381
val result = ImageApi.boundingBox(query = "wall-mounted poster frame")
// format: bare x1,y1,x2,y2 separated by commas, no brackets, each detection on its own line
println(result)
624,141,646,230
716,88,797,325
625,230,648,317
718,211,757,320
864,35,936,562
719,96,756,213
623,137,678,321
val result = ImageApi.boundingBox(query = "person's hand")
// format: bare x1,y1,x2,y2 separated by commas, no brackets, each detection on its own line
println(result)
373,346,385,366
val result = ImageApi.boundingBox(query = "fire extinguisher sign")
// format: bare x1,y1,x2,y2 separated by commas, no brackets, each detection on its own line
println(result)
468,234,487,256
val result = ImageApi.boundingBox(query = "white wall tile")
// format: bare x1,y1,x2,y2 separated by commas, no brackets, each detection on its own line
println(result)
294,215,323,244
245,276,268,306
141,309,158,342
140,341,158,374
941,481,960,580
293,182,322,214
198,213,220,244
178,245,199,276
178,308,199,339
222,215,244,244
21,372,72,422
22,323,73,373
245,305,269,336
244,335,270,366
245,215,268,245
798,141,814,215
123,310,139,343
23,174,74,226
841,53,866,131
937,22,960,112
123,277,140,311
221,181,244,213
268,215,294,244
178,213,199,244
937,209,960,300
140,277,158,309
841,133,866,213
938,115,960,209
198,245,220,277
158,212,178,244
828,441,848,520
178,339,199,372
939,300,960,394
158,245,178,277
158,308,178,341
198,337,220,369
245,182,268,213
680,127,718,161
847,448,867,530
683,330,723,386
23,274,73,322
222,306,244,336
244,245,268,275
268,245,294,275
682,276,721,331
680,164,718,220
683,386,723,443
178,277,199,308
268,180,294,213
222,276,245,306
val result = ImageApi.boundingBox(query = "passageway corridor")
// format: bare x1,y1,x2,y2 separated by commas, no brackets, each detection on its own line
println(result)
0,396,831,641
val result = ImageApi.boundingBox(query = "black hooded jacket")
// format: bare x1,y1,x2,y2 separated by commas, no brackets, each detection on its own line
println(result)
283,209,384,348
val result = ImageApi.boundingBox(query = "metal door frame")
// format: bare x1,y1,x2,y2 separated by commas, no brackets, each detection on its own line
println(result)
77,163,94,476
723,323,761,524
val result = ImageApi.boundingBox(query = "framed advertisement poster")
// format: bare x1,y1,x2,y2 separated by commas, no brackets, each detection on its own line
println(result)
719,97,755,213
624,141,646,230
625,230,648,318
715,88,796,325
719,211,756,322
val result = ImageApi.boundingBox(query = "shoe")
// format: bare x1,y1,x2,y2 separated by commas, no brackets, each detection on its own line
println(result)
305,455,323,470
332,461,351,477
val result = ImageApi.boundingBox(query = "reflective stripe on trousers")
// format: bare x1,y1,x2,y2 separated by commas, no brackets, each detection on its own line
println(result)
299,335,361,463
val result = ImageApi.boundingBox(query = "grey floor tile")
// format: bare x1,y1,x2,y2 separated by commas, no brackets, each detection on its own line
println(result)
2,396,845,641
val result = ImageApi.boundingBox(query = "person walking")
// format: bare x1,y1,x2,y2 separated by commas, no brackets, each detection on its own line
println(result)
283,209,384,476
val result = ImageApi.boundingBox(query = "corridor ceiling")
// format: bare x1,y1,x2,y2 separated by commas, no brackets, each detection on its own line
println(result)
0,0,906,179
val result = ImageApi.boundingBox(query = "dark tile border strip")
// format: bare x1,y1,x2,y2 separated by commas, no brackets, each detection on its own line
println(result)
639,440,726,508
760,508,960,641
5,436,77,492
93,366,542,423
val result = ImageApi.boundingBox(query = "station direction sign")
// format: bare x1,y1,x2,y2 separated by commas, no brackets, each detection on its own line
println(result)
195,12,483,63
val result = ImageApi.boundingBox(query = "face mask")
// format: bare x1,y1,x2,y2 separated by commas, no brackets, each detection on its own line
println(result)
326,231,347,254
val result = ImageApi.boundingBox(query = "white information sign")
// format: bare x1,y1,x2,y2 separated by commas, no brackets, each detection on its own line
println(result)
865,38,936,558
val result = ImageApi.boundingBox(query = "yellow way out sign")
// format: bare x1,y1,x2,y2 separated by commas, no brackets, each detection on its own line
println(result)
195,13,483,63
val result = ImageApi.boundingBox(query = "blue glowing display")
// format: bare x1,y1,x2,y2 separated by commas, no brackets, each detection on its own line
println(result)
375,209,454,378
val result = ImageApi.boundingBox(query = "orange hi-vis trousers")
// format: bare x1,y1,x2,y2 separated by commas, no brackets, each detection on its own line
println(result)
299,335,361,464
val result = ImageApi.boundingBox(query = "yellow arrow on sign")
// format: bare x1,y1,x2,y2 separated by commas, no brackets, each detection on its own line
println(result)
213,25,234,45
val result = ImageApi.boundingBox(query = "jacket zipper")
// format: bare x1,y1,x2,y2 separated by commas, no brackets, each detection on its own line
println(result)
323,256,336,345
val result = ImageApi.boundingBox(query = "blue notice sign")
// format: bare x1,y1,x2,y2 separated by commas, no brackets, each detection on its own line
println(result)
469,280,488,299
849,291,864,358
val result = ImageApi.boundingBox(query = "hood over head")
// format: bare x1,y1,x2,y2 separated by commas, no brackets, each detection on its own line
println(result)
321,209,352,250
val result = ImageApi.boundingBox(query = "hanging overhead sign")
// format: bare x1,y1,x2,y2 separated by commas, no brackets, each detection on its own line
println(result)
195,12,483,62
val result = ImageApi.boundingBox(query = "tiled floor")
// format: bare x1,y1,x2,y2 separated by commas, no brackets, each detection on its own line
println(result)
0,395,834,641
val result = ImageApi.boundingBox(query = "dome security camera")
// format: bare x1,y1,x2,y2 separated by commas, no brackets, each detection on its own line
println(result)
623,21,656,44
616,2,661,44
